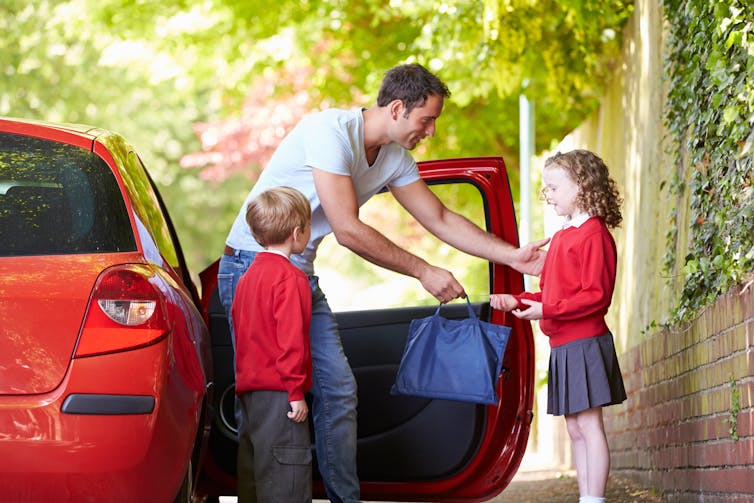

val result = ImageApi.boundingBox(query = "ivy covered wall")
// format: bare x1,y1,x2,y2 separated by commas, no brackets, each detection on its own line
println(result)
561,0,753,349
662,0,753,325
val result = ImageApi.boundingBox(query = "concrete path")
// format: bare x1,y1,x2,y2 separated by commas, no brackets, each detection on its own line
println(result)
488,468,664,502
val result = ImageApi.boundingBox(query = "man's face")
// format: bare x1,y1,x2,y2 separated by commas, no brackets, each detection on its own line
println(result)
392,94,444,150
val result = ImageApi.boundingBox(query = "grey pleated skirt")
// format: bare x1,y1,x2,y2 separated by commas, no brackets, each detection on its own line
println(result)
547,332,627,416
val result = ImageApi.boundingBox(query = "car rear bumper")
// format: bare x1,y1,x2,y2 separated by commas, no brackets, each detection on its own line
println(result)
0,338,204,502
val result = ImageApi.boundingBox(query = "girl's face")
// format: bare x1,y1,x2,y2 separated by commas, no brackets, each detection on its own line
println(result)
543,165,580,218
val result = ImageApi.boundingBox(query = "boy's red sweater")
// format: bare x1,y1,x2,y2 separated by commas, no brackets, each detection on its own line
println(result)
232,252,312,401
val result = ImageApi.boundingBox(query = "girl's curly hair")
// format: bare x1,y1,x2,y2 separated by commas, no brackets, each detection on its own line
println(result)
544,150,623,229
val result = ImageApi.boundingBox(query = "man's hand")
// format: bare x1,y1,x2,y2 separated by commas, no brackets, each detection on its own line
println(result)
417,264,466,303
288,400,308,423
511,298,543,320
508,238,550,276
490,294,518,312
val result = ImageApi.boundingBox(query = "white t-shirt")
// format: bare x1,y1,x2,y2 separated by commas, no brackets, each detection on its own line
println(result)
226,108,421,275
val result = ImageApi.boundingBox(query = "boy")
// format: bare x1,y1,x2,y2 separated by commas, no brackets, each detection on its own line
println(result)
231,186,313,502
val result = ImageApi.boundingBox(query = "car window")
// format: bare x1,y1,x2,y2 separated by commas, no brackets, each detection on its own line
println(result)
121,152,180,270
0,132,135,257
316,181,490,311
120,152,197,299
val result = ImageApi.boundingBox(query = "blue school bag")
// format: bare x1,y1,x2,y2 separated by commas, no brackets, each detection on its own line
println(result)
391,298,511,405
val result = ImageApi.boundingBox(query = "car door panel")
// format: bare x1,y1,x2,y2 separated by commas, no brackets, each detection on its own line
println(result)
341,302,489,481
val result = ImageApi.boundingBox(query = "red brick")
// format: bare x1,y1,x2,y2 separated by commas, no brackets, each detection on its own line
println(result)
692,438,754,466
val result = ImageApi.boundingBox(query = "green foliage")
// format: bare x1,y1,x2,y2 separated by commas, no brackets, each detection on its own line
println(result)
723,376,741,441
0,0,634,280
223,0,633,158
0,0,227,278
88,0,633,169
662,0,754,325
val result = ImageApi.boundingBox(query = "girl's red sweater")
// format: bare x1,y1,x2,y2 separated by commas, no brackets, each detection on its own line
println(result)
516,217,617,348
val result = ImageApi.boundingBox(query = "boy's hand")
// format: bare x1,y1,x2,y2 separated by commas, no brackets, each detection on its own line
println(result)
288,400,308,423
490,294,518,312
512,298,543,320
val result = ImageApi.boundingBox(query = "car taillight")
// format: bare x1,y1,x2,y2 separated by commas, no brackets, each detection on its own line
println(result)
75,264,170,358
98,299,156,325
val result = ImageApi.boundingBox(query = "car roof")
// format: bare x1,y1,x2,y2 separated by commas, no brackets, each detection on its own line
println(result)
0,116,99,134
0,116,110,144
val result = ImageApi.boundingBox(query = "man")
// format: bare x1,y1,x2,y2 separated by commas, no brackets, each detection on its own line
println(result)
219,63,547,502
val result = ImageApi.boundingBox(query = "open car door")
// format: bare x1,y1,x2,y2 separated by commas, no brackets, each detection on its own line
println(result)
198,156,535,502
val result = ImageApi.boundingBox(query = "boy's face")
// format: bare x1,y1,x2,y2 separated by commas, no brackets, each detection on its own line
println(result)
292,222,311,254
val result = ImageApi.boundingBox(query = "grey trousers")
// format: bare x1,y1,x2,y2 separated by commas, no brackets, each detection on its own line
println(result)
237,390,312,503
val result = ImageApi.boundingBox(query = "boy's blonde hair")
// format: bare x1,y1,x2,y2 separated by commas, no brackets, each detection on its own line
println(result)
246,186,311,247
544,149,623,229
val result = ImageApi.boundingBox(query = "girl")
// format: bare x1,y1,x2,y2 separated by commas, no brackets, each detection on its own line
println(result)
491,149,626,503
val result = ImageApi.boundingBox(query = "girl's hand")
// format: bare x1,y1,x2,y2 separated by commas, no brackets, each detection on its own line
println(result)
512,298,543,320
288,400,308,423
490,294,518,312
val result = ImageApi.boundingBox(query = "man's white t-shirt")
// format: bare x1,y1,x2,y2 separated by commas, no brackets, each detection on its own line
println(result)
225,108,421,275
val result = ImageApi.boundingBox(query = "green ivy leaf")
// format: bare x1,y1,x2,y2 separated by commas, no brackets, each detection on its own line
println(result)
660,0,754,328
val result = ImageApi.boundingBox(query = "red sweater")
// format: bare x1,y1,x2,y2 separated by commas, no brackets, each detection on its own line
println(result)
232,252,312,401
516,217,617,348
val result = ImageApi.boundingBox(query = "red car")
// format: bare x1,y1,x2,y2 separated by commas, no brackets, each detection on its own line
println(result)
198,157,534,502
0,117,213,503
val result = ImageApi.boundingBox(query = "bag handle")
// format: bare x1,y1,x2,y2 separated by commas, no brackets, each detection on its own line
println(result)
434,297,479,321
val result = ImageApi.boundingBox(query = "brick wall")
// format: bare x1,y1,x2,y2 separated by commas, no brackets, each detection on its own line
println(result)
605,283,754,502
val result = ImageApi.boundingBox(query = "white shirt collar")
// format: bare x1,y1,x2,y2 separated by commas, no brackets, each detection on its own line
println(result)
260,249,291,261
563,211,591,229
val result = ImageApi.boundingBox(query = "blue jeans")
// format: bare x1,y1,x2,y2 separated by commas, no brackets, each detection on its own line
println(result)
218,251,360,503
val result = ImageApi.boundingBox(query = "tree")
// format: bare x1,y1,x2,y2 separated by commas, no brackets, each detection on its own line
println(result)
178,0,634,180
0,0,633,278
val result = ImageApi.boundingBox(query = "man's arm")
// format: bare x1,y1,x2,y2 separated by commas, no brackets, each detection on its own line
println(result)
389,179,547,275
312,168,465,302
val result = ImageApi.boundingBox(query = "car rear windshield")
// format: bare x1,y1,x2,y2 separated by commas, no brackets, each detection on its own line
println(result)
0,132,136,256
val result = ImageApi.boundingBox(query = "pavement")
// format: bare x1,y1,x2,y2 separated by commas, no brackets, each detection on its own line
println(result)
224,461,665,503
350,469,665,503
486,468,664,502
309,470,663,503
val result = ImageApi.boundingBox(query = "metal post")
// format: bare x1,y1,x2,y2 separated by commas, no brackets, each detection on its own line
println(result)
519,91,534,289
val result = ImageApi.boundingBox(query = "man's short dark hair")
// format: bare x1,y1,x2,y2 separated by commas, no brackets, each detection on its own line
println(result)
377,63,450,115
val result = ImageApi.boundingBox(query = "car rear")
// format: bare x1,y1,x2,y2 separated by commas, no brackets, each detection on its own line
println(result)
0,119,209,502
